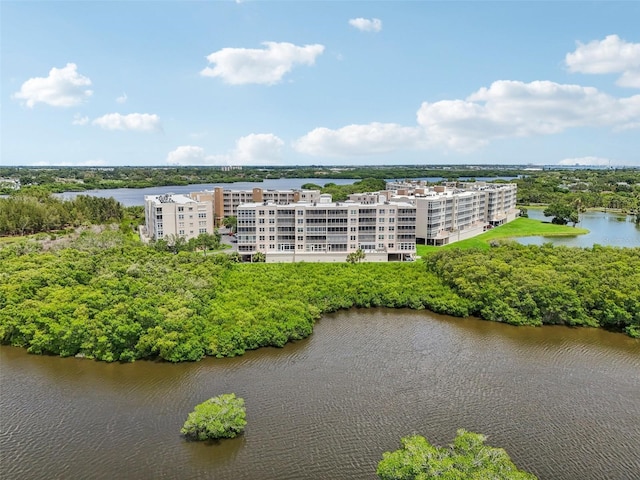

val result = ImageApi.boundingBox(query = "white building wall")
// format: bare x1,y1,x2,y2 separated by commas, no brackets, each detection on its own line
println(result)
143,194,215,241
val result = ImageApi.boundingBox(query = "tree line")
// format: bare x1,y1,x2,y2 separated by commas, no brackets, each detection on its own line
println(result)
425,242,640,337
1,230,637,364
0,191,126,236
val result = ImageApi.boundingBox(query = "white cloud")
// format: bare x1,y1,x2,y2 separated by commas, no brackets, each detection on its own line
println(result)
558,156,612,166
167,133,284,166
200,41,325,85
565,35,640,88
72,113,89,126
294,123,423,157
348,18,382,33
294,80,640,157
233,133,284,163
166,146,214,165
116,93,128,104
416,80,640,149
12,63,92,108
92,113,161,132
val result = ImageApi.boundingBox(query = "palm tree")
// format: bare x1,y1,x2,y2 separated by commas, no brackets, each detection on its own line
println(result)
223,216,237,234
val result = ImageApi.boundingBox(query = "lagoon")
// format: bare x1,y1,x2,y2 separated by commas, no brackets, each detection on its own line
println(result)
1,309,639,480
518,209,639,248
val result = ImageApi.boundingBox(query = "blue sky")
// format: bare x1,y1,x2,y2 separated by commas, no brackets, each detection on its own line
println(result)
2,1,639,167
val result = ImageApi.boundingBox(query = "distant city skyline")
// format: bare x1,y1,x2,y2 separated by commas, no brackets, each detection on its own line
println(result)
2,1,639,167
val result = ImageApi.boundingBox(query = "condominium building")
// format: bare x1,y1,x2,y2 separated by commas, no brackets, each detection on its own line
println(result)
387,181,518,246
142,193,215,241
190,187,321,224
236,195,416,263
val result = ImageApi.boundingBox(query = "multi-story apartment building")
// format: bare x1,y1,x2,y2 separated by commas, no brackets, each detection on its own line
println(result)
190,187,321,224
387,181,518,246
142,193,215,242
236,195,416,263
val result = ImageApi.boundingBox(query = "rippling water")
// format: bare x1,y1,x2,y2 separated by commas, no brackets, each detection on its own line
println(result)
1,310,639,480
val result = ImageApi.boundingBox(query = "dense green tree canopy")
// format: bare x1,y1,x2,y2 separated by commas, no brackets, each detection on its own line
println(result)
1,231,637,364
377,430,536,479
426,243,640,337
181,393,247,440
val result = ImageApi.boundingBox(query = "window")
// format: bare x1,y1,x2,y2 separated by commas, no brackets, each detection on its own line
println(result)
259,227,265,232
378,243,385,249
269,236,275,241
178,207,184,212
350,210,357,215
378,226,385,231
298,236,304,241
259,235,265,241
350,227,357,232
269,218,275,224
350,235,356,241
269,227,275,232
389,218,395,223
259,210,265,215
268,210,275,215
178,214,184,220
259,219,265,224
179,230,185,235
378,234,385,240
388,226,395,231
198,213,207,218
199,228,207,233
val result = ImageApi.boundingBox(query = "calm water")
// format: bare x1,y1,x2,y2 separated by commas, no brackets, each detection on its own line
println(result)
2,310,639,480
518,210,640,248
56,176,517,207
56,179,360,206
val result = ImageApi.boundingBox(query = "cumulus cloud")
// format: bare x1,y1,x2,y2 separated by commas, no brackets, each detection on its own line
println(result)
233,133,284,163
566,35,640,88
92,113,161,132
558,156,612,166
417,80,640,150
200,41,325,85
12,63,93,108
294,123,423,157
294,80,640,157
348,18,382,33
116,93,128,104
72,113,89,126
167,133,284,166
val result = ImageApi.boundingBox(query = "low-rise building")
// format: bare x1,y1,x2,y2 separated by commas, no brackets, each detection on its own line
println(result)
387,181,518,246
190,187,321,224
236,195,416,263
142,193,215,242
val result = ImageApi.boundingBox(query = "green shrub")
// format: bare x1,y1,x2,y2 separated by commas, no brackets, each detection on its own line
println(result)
181,393,247,441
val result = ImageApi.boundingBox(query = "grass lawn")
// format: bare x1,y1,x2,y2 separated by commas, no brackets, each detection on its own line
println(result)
416,217,589,256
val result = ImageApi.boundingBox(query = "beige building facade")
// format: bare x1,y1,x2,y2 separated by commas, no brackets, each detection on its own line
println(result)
142,193,215,242
387,181,518,246
236,196,416,263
